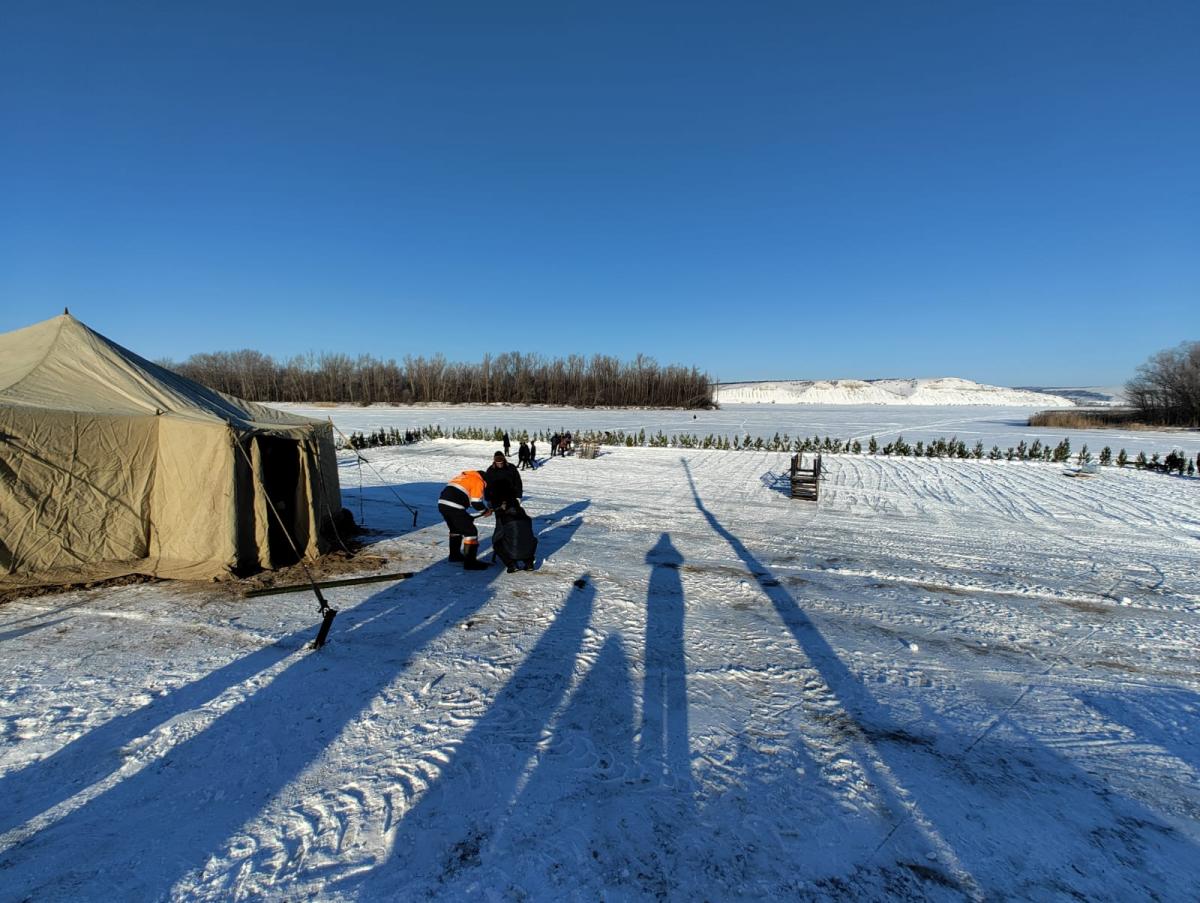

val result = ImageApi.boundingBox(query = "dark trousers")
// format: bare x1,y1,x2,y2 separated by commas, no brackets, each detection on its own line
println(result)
438,503,478,543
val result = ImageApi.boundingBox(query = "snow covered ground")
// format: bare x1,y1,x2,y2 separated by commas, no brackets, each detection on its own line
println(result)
714,377,1072,407
2,440,1199,900
277,401,1200,460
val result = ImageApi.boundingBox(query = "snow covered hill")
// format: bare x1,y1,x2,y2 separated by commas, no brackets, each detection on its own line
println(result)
1017,385,1127,407
715,377,1074,406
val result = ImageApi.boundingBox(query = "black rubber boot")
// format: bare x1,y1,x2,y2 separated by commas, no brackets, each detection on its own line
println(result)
463,542,490,570
448,535,464,562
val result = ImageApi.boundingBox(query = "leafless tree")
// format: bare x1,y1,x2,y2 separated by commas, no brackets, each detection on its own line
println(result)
1125,341,1200,427
163,348,714,408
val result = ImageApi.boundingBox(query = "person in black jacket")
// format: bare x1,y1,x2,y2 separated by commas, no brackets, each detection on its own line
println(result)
485,451,523,511
485,451,536,573
517,440,530,470
502,432,511,457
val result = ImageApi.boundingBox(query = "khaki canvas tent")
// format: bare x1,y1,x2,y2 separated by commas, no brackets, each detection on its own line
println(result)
0,313,343,586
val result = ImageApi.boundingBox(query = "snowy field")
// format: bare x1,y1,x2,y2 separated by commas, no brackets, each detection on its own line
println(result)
2,440,1200,900
276,402,1200,460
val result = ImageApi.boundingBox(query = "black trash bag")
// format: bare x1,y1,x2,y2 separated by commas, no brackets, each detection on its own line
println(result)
492,503,538,569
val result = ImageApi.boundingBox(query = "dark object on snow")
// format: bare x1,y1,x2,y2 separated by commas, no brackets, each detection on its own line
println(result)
311,604,338,649
573,577,588,589
789,453,821,501
324,506,360,541
244,571,415,598
492,503,538,570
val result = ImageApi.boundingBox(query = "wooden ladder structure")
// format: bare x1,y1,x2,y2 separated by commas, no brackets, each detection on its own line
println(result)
790,452,821,501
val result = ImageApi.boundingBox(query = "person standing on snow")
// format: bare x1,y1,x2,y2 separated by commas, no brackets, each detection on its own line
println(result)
438,469,493,570
485,451,523,512
529,439,537,468
517,440,530,470
502,432,511,457
550,433,560,457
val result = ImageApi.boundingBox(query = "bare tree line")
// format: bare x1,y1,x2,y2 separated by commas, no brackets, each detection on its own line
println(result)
160,350,715,408
1125,341,1200,427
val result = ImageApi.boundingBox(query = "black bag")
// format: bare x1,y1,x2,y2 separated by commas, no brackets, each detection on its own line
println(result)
492,503,538,568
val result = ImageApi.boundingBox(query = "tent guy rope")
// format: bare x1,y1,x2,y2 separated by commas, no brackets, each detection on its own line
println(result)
232,437,338,649
327,417,421,528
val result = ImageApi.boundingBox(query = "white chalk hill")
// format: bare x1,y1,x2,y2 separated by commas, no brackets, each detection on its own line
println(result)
715,377,1073,406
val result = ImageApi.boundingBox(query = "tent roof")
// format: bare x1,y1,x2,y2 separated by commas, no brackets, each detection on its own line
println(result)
0,314,323,430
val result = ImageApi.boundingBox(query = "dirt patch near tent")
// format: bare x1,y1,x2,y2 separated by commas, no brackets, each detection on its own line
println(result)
224,551,392,596
0,573,163,606
1,551,391,606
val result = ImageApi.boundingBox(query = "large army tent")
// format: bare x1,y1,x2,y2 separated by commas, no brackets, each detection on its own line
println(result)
0,313,343,586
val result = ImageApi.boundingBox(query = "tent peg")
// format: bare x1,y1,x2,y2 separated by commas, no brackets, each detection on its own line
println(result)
311,605,339,650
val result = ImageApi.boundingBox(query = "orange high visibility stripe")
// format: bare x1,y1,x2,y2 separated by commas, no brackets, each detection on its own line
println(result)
449,470,486,502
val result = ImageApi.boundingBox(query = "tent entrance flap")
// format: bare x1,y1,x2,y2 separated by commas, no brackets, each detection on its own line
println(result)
256,436,303,568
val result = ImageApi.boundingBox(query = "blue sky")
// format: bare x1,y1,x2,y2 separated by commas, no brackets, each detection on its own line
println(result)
2,1,1197,386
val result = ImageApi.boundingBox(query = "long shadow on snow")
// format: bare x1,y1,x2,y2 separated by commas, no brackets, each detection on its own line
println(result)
639,533,693,792
682,460,1200,898
336,576,598,896
1076,686,1200,782
347,481,445,538
343,532,699,897
0,617,71,644
0,502,588,899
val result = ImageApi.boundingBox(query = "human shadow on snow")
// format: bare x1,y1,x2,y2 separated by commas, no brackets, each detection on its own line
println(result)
639,533,693,794
680,459,1200,899
339,532,698,898
337,576,599,897
0,502,588,899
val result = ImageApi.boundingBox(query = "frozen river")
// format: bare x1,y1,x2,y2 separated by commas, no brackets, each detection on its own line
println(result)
274,402,1200,458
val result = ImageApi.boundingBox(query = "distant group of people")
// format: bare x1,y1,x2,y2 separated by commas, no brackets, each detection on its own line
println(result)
549,431,573,457
438,449,536,573
501,432,539,470
497,431,573,469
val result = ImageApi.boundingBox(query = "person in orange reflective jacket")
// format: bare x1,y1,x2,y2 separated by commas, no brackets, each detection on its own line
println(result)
438,469,493,570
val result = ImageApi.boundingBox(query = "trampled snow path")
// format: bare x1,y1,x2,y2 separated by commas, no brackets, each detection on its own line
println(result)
1,442,1199,900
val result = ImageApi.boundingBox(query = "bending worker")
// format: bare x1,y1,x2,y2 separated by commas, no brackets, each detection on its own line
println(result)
438,469,493,570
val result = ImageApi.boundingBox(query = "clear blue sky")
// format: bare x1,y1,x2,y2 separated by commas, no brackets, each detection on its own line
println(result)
2,1,1197,386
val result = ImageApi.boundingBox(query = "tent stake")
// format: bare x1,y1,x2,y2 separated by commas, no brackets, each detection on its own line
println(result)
311,606,338,649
